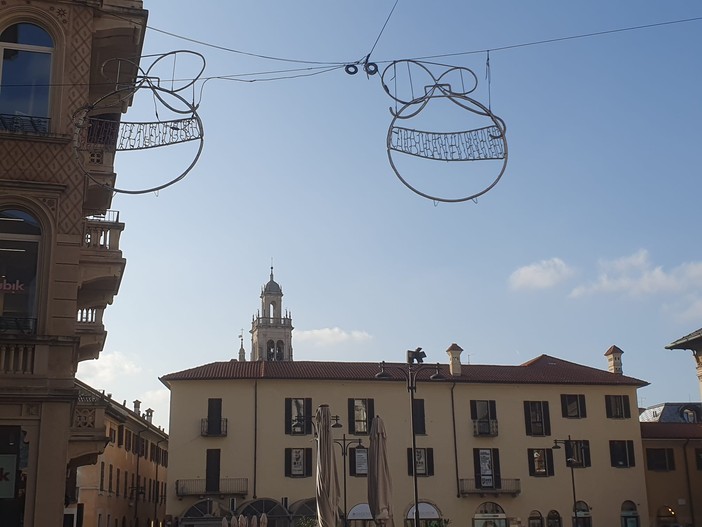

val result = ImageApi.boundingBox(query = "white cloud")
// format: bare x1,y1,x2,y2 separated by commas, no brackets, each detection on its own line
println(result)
569,250,702,298
76,351,141,387
509,258,574,290
295,327,373,347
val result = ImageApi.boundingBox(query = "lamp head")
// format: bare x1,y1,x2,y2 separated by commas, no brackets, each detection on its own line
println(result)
407,347,426,364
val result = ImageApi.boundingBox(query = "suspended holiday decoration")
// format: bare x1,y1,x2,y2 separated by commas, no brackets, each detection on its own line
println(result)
382,60,508,203
72,50,205,195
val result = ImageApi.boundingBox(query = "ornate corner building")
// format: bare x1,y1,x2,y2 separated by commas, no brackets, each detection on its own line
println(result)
0,1,147,525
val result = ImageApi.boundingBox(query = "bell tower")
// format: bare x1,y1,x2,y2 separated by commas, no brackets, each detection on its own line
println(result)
250,267,294,361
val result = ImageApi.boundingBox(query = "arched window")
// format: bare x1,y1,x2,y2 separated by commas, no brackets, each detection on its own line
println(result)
473,502,506,527
546,511,561,527
621,501,639,527
276,340,284,360
238,498,289,527
574,501,591,527
0,23,53,133
0,208,41,334
528,511,543,527
266,340,275,360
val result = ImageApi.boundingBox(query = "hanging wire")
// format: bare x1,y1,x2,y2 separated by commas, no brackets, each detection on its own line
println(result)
367,0,400,61
485,50,492,112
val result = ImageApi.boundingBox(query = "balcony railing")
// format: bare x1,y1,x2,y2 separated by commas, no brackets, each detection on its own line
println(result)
201,418,228,437
0,113,50,134
473,419,498,437
77,308,104,325
459,478,521,496
83,211,123,251
175,478,248,497
254,316,292,327
0,316,37,336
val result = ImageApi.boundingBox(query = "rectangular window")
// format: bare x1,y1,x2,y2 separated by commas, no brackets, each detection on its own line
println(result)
560,394,587,418
109,428,116,443
696,448,702,470
116,468,120,496
528,448,554,476
99,462,105,492
564,440,591,468
413,399,426,435
473,448,501,488
124,471,128,498
610,440,635,468
285,447,313,477
205,449,221,492
117,425,124,447
206,398,223,435
646,448,675,471
605,395,631,419
470,400,498,436
348,398,374,435
125,430,132,452
407,448,434,476
285,398,312,435
108,464,113,493
524,401,551,436
350,447,368,476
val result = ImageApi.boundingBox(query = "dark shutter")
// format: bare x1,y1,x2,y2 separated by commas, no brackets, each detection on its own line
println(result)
609,441,618,466
285,399,292,434
367,399,375,432
578,395,587,418
605,396,613,418
546,448,554,476
205,449,220,492
413,399,426,435
560,395,568,417
305,448,313,476
492,449,501,488
583,441,591,467
304,399,313,435
407,448,414,475
208,398,222,435
285,448,292,476
348,399,355,433
666,449,675,470
117,425,124,447
542,402,551,436
426,448,434,476
528,449,536,476
473,449,482,488
470,400,478,420
623,395,631,418
523,402,532,435
627,440,635,467
489,400,497,420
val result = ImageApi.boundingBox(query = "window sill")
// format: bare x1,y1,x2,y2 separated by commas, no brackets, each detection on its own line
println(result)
0,129,71,144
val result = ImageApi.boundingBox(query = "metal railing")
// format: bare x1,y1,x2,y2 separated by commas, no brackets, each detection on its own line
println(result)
201,418,228,437
472,419,498,437
459,478,521,496
0,113,50,134
175,478,248,496
0,317,37,335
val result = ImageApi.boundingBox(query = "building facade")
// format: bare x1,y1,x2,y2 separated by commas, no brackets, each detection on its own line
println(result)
66,381,169,527
0,1,147,525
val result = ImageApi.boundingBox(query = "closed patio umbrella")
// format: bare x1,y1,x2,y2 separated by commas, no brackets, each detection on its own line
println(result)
368,416,394,527
260,513,268,527
238,515,248,527
315,404,340,527
250,515,258,527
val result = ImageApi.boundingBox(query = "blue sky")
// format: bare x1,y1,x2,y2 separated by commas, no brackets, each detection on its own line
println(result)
76,1,702,430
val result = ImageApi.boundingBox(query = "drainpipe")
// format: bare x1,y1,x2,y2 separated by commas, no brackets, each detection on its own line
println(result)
253,379,258,499
683,439,696,526
450,383,460,497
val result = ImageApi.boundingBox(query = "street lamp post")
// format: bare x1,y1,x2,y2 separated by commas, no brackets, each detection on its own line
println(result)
330,419,363,527
552,436,580,527
376,349,445,527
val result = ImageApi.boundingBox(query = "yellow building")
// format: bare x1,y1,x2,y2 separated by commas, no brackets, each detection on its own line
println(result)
0,1,147,525
65,381,169,527
161,274,650,527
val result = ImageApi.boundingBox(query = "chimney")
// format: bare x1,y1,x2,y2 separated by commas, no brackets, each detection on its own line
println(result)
145,408,154,423
604,345,624,374
446,343,463,376
133,399,141,414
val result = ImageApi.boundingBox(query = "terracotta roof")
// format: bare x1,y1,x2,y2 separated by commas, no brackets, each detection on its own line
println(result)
666,327,702,351
160,354,647,388
640,422,702,439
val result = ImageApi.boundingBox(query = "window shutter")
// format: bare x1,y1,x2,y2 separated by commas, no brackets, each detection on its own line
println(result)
473,449,482,488
605,396,613,418
528,449,536,476
560,395,568,417
578,395,587,418
609,441,617,466
407,448,414,475
627,440,635,467
470,400,477,420
426,448,434,476
305,448,313,476
546,448,554,476
348,398,355,433
492,449,501,488
304,399,313,435
583,441,591,467
542,402,551,436
523,402,532,435
367,399,375,431
285,448,292,477
623,395,631,418
489,400,497,420
666,449,675,470
117,425,124,447
285,399,292,434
